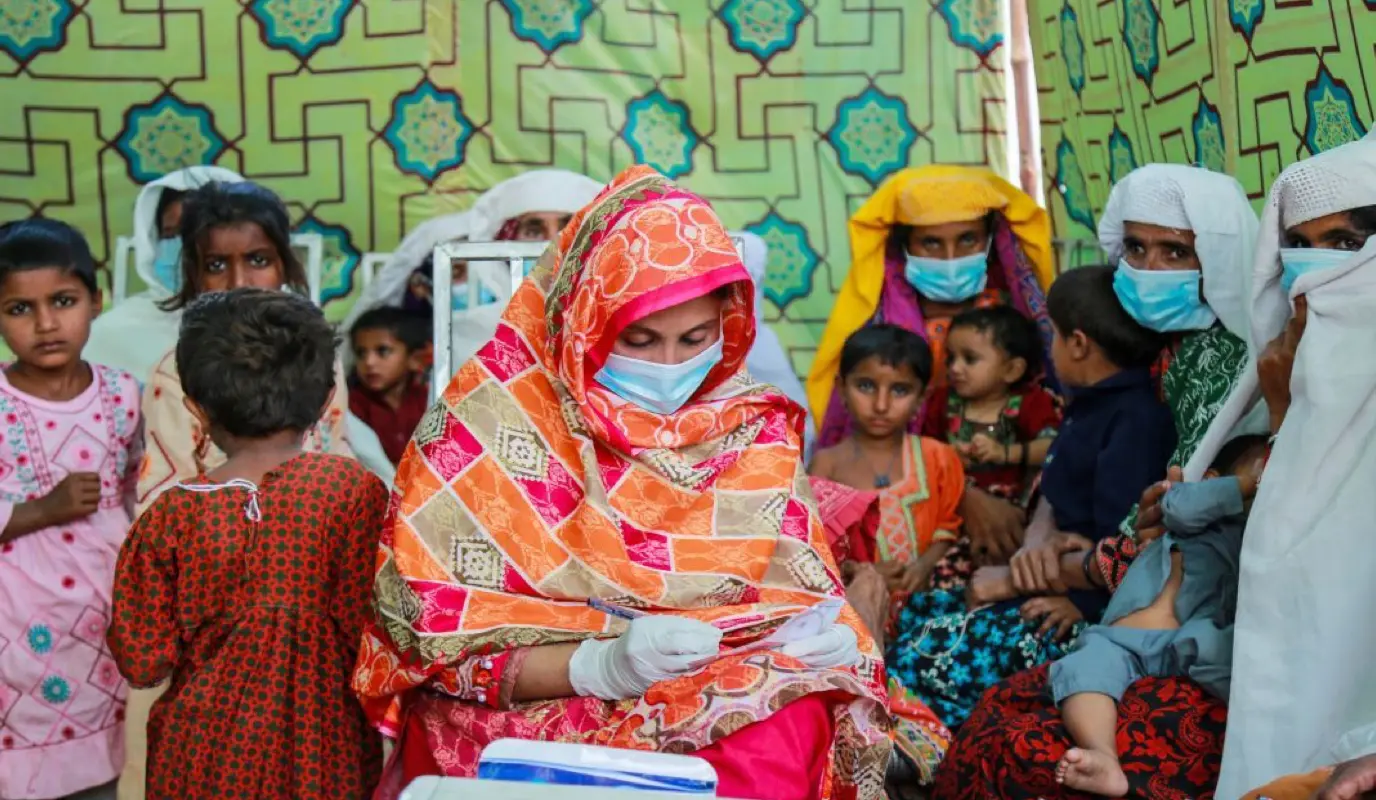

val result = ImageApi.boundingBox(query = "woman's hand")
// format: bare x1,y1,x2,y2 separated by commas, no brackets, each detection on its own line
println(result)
961,488,1026,564
1258,295,1307,435
568,616,722,700
1019,596,1083,641
1009,532,1093,595
1315,753,1376,800
1134,467,1183,544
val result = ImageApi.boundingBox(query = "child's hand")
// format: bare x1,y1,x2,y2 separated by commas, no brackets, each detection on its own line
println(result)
952,442,974,467
968,433,1004,464
965,565,1017,609
39,472,102,526
1019,596,1082,641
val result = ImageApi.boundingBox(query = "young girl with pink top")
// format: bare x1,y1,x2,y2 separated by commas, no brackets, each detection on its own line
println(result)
0,220,142,800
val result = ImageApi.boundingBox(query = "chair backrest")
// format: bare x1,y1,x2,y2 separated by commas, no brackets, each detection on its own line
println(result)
359,252,392,288
429,240,549,403
290,232,324,304
429,237,750,404
111,235,136,305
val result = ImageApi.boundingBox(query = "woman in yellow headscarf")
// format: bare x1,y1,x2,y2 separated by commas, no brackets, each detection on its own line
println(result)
806,166,1054,565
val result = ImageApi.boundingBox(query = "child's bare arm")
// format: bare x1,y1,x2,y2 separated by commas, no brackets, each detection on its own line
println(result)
965,564,1019,608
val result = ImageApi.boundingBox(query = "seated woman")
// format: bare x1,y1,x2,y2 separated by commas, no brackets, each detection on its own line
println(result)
118,180,355,800
806,166,1056,574
352,166,893,800
84,165,244,378
1214,133,1376,799
931,163,1335,800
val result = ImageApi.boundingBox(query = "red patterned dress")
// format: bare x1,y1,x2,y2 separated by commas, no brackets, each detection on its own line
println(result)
109,454,386,800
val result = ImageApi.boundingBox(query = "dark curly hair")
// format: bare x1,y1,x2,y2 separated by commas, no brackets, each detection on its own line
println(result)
176,288,337,439
160,181,306,311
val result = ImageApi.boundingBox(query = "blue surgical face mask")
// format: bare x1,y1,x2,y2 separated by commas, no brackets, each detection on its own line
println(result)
450,281,497,312
904,249,990,303
1112,259,1218,332
595,337,725,415
1279,247,1351,294
153,238,183,293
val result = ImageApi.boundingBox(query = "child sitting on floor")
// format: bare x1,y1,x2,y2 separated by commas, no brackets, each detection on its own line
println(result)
348,306,431,464
809,324,966,636
1052,433,1268,796
109,288,388,800
0,219,143,800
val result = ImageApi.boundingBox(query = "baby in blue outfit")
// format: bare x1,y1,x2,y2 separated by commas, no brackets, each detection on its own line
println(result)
1051,433,1270,796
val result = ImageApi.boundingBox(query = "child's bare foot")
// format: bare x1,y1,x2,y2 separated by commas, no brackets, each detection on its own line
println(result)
1056,747,1129,797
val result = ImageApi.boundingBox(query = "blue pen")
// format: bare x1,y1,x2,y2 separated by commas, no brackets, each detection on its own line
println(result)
587,598,646,621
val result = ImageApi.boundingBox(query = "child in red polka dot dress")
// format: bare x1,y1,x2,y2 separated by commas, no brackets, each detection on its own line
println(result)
109,289,388,800
0,220,143,800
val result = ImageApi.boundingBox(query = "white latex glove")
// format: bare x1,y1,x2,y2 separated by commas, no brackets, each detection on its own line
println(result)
569,616,723,700
779,622,860,668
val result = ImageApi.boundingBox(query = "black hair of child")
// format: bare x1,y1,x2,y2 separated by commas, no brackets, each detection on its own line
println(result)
350,306,431,353
839,323,934,387
948,305,1043,386
176,288,337,440
1210,434,1270,475
161,181,307,312
0,218,99,295
1046,265,1165,370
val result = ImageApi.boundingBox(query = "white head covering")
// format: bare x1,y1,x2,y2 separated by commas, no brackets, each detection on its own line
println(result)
734,231,815,459
131,165,245,296
467,169,603,241
343,210,479,331
1098,164,1259,342
1215,132,1376,797
344,170,602,331
1190,137,1376,480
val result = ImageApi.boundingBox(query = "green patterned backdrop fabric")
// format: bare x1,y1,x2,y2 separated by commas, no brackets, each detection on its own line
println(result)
1033,0,1376,266
0,0,1010,377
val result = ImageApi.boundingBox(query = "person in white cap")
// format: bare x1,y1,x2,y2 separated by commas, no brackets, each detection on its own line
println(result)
1198,131,1376,800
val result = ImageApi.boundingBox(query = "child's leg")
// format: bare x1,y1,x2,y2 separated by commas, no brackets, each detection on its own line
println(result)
1056,692,1128,796
1049,627,1165,795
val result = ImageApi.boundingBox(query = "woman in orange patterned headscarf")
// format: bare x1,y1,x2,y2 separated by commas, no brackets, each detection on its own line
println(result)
353,166,898,800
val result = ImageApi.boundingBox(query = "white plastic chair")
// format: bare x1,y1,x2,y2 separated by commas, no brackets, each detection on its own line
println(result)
359,252,392,289
111,235,137,305
429,240,549,403
290,232,324,305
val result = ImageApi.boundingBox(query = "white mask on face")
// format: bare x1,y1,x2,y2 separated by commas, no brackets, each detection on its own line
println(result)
595,338,725,415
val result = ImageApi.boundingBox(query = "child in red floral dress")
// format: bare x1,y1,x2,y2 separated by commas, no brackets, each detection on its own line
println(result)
109,289,387,800
922,305,1061,586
